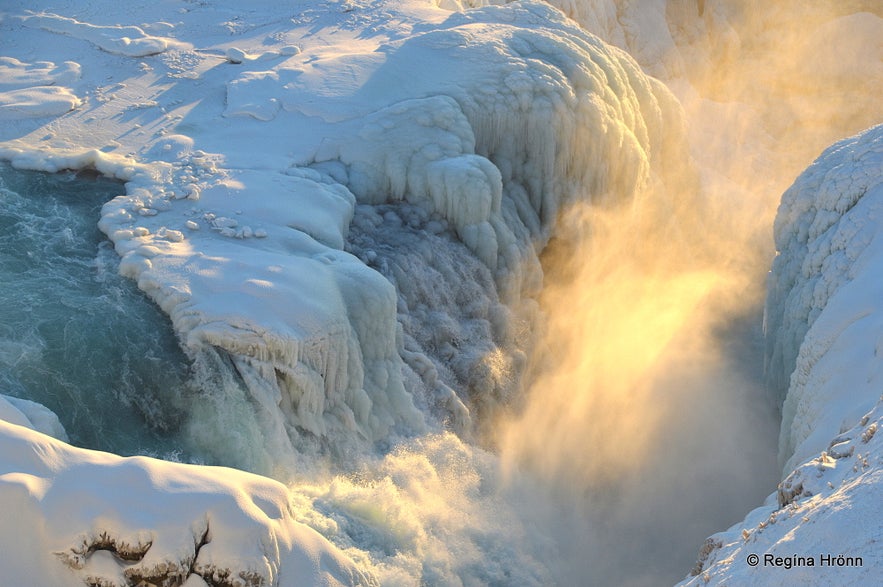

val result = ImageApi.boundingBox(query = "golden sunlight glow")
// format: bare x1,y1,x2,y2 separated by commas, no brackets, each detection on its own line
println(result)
498,196,740,485
497,1,882,499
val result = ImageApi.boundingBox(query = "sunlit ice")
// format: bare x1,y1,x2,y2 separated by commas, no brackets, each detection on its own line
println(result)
0,1,881,586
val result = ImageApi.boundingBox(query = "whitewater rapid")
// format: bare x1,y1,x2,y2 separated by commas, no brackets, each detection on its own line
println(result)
0,163,192,457
2,1,881,586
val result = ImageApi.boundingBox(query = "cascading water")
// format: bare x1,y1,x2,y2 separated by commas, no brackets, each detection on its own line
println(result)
0,162,192,458
346,202,524,440
0,163,275,472
1,2,881,586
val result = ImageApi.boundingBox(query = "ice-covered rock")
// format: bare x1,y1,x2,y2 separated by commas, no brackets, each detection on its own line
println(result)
679,125,883,587
765,125,883,472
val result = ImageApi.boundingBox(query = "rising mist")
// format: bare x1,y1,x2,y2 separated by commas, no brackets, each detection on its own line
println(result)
495,1,882,585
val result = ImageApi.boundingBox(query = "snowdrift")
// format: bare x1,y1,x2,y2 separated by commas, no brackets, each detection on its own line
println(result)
0,419,372,587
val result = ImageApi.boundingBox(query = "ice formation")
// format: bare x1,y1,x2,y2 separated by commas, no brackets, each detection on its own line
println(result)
766,126,883,472
1,0,881,585
0,0,693,582
679,126,883,587
0,394,68,442
2,0,692,473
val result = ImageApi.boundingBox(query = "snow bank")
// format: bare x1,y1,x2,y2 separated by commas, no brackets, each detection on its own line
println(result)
765,126,883,472
0,395,68,442
0,56,81,88
0,56,81,119
0,420,372,587
439,0,737,82
0,87,81,119
20,13,185,58
679,125,883,586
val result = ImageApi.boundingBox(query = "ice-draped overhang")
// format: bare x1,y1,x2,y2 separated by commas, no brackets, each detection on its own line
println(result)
1,0,693,465
0,1,691,583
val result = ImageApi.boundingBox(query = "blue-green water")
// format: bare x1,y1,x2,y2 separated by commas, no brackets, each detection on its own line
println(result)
0,162,192,458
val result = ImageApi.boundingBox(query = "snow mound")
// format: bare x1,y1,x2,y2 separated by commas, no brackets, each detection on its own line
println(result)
0,56,81,119
20,13,185,57
438,0,729,81
0,56,81,89
0,87,80,120
0,420,373,587
0,395,68,442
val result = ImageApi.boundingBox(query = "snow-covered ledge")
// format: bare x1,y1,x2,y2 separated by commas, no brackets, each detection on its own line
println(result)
0,419,373,586
679,126,883,586
0,0,690,475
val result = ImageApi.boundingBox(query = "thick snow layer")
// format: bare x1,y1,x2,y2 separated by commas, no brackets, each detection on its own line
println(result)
0,56,83,120
0,0,692,582
0,420,372,587
765,126,883,472
0,87,81,120
678,126,883,586
20,13,187,57
0,394,68,442
0,0,689,472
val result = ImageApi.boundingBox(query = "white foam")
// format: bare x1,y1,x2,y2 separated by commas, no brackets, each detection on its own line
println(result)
2,1,881,585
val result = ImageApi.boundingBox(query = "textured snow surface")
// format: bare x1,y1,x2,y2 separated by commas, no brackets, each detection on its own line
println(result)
766,126,883,472
678,126,883,586
0,0,688,583
0,56,82,119
0,420,373,587
2,0,881,584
